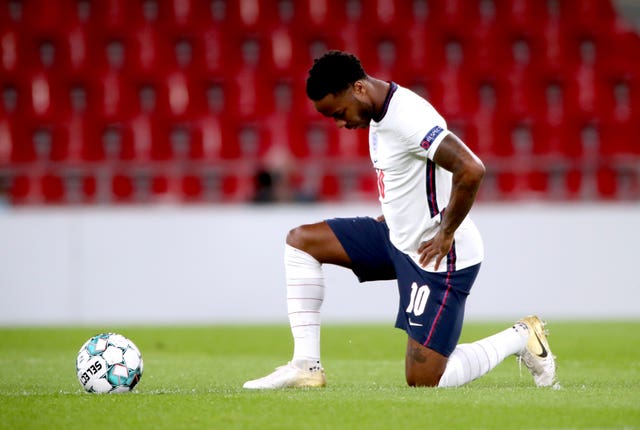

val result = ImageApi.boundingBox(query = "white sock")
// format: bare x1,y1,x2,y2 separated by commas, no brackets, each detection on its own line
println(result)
284,244,324,370
438,323,529,387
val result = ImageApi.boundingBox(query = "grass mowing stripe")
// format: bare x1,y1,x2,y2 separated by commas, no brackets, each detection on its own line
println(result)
0,322,638,430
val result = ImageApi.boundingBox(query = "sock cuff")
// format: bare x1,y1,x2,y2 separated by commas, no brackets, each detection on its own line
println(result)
284,244,323,279
285,243,321,263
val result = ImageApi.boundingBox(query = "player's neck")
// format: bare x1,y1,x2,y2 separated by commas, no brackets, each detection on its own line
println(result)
367,77,391,121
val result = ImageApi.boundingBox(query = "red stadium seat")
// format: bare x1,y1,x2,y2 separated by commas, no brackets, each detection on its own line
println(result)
180,174,203,201
336,127,369,161
319,173,341,201
328,0,368,54
403,4,445,81
495,171,518,197
298,0,330,29
429,0,476,35
236,122,271,161
360,34,408,83
112,173,134,202
21,0,73,36
196,27,230,79
224,37,271,120
46,125,74,163
295,122,339,160
565,168,584,200
24,127,53,162
0,27,21,78
93,69,137,122
9,174,33,204
46,84,96,162
148,173,169,198
122,113,171,162
258,0,301,78
526,170,550,195
559,0,616,40
605,20,640,78
563,40,612,120
158,69,197,120
41,172,65,203
9,171,66,204
487,119,515,158
264,111,304,163
190,113,233,161
354,0,411,32
221,172,254,202
127,25,171,79
0,0,23,28
162,0,201,33
266,26,306,79
33,71,60,118
91,0,132,34
564,120,601,159
1,117,29,163
225,0,265,33
534,76,569,125
498,0,549,35
64,23,94,77
467,16,507,77
596,166,618,199
17,63,74,134
432,48,475,120
600,118,640,157
537,13,572,77
124,122,150,163
356,170,379,198
81,122,111,162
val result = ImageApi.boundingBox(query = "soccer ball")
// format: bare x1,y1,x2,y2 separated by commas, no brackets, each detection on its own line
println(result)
76,333,143,393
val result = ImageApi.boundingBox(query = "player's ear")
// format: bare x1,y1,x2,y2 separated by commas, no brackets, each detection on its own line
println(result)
351,80,367,99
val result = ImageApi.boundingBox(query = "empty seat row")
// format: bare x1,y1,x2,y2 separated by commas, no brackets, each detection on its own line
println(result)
2,112,638,167
0,0,622,37
2,64,638,127
4,163,638,205
3,20,638,81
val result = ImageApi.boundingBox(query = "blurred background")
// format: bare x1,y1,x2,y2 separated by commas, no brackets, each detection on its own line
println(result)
1,0,639,204
1,0,639,325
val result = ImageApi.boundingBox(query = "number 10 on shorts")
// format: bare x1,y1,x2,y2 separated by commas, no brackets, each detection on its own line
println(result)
406,282,429,316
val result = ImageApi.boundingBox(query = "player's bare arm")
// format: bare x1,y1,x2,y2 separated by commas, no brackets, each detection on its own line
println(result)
418,134,485,270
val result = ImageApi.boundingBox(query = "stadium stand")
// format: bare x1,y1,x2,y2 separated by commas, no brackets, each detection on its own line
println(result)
0,0,638,204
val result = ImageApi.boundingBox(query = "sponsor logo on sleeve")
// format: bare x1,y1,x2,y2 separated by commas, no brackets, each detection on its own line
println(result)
420,126,444,150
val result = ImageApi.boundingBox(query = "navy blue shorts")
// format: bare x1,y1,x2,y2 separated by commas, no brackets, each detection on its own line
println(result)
327,217,481,357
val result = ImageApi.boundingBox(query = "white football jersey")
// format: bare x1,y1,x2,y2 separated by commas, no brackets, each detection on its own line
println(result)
369,83,484,272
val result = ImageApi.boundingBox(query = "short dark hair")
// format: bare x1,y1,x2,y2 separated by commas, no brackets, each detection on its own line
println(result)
306,50,366,101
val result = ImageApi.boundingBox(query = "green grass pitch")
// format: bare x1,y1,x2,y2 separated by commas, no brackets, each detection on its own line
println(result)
1,321,639,430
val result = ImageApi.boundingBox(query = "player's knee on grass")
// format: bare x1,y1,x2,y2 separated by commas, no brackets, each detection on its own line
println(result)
405,367,443,387
405,337,448,387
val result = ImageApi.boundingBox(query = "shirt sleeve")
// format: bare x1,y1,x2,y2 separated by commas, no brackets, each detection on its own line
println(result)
388,87,450,161
419,125,451,161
